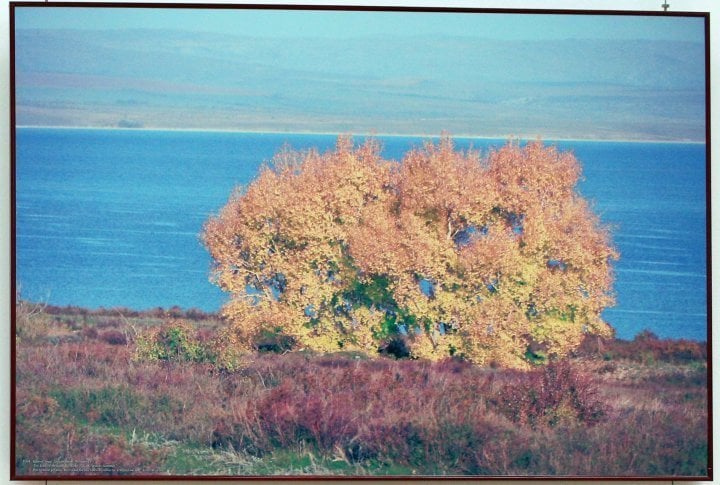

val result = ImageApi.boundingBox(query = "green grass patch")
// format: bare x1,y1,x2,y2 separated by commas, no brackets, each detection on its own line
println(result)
50,385,144,427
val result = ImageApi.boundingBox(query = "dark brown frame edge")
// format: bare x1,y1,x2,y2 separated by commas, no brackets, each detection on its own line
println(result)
9,1,17,483
704,7,713,483
8,2,713,481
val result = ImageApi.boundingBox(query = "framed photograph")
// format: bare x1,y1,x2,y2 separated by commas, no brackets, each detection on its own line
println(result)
10,2,711,480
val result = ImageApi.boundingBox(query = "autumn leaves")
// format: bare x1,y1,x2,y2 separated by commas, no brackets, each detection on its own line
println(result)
203,136,617,368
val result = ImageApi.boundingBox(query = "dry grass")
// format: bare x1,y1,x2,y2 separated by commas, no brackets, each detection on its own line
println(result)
13,303,709,478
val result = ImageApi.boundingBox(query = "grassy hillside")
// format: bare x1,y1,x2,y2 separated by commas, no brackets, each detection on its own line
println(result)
14,301,709,478
14,29,705,140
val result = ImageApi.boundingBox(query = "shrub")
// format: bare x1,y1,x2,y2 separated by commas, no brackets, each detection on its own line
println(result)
81,326,99,340
100,330,127,345
207,326,248,372
134,320,208,363
133,319,251,372
15,298,50,344
203,137,617,368
498,360,607,428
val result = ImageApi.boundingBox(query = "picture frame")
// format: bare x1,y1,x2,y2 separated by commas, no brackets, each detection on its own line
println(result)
9,2,712,480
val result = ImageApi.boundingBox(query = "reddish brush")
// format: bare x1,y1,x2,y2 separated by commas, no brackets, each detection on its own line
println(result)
14,307,708,477
578,331,707,364
498,360,607,428
99,330,127,345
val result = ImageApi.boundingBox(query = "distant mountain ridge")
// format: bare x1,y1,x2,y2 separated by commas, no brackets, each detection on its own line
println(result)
14,28,706,140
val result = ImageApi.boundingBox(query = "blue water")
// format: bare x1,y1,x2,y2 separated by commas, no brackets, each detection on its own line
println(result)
14,127,708,341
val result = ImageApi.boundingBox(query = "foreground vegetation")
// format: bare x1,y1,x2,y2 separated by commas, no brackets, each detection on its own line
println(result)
15,302,708,478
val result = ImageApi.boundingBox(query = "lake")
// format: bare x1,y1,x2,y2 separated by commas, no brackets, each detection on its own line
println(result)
14,127,708,341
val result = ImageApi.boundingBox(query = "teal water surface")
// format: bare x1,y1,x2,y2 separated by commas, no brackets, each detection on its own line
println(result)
15,128,708,341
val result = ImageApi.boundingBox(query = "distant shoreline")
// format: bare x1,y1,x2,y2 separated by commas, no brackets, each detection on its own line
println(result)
15,124,706,145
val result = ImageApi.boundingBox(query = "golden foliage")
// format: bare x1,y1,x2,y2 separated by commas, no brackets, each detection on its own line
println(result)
203,136,617,368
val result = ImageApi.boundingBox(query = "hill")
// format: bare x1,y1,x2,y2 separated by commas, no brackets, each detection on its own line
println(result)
14,29,706,140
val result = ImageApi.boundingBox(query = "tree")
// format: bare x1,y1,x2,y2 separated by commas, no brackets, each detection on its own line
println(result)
202,136,617,368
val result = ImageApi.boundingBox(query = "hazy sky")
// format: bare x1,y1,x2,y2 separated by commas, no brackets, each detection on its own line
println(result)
15,6,705,42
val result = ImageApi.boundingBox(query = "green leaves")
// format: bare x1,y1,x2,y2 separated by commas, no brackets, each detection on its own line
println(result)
135,321,208,363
